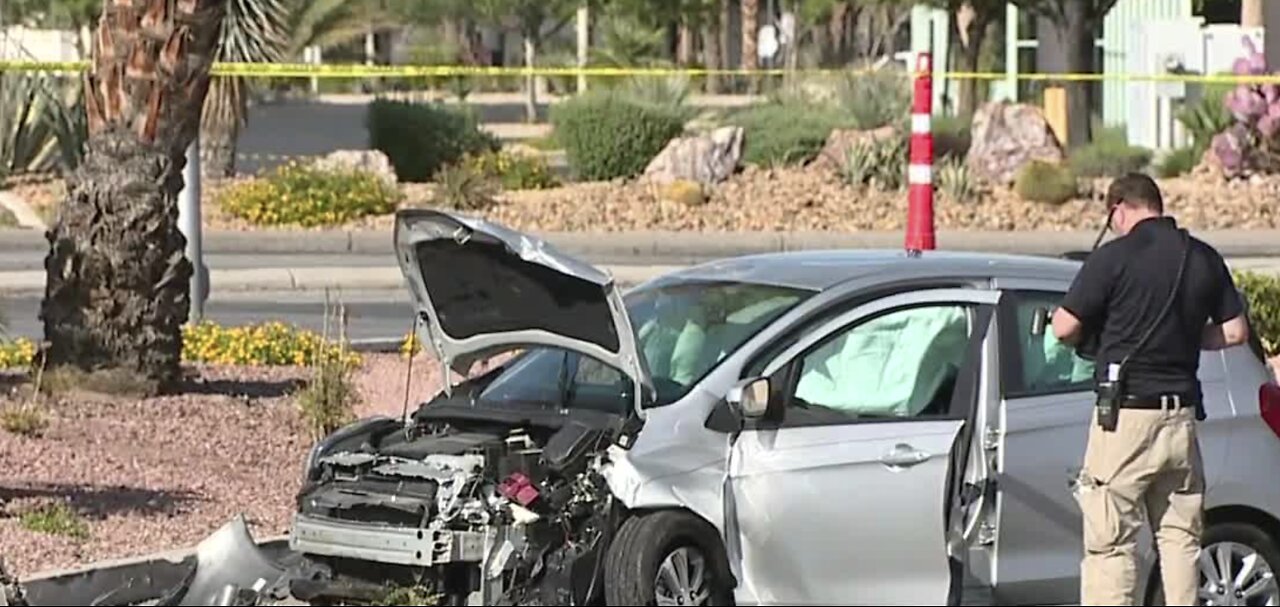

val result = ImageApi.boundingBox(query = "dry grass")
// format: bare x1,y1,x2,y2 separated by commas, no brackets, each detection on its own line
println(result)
38,366,160,399
15,500,90,540
0,403,47,437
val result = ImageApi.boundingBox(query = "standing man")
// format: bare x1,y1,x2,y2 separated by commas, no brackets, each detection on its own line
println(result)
1051,173,1250,606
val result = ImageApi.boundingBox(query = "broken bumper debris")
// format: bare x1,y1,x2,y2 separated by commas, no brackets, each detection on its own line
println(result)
12,515,294,606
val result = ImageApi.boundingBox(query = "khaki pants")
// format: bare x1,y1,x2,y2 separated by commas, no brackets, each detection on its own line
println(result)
1077,405,1205,606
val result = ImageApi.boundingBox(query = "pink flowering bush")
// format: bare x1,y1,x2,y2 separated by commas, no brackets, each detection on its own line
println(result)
1214,37,1280,177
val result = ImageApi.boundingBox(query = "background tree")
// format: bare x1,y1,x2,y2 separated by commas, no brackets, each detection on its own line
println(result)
40,0,227,391
1012,0,1118,148
915,0,1004,117
742,0,759,88
201,0,290,177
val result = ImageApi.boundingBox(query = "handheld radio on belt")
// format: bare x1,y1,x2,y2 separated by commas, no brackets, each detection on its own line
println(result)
1093,229,1192,432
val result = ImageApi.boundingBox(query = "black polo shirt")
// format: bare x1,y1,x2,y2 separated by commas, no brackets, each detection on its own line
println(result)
1060,216,1243,401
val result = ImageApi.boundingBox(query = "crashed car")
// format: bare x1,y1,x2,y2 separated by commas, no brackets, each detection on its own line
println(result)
288,209,1280,606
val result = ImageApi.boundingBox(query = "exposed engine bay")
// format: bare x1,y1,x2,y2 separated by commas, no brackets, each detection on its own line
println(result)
288,393,638,606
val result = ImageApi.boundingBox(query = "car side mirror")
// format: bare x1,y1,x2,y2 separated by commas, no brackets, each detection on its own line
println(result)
705,376,772,434
727,377,771,419
1031,306,1051,336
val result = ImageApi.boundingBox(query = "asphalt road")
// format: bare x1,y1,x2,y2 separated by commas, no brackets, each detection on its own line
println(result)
1,283,650,344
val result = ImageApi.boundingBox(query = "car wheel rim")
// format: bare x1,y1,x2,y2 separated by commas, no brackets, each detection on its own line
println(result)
655,546,711,606
1198,541,1280,606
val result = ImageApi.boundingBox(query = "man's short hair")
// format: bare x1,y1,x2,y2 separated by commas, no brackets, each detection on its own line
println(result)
1105,172,1164,214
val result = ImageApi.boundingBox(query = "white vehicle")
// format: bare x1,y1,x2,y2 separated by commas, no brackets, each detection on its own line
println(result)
287,209,1280,606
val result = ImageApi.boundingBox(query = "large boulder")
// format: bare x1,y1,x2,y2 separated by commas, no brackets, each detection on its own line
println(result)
313,149,398,185
966,101,1065,185
810,125,900,173
642,126,744,186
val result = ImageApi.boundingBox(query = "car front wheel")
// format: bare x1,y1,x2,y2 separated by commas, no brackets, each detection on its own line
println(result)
604,510,735,606
1148,521,1280,606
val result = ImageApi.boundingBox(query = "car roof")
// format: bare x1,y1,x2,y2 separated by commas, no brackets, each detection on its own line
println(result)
649,249,1084,292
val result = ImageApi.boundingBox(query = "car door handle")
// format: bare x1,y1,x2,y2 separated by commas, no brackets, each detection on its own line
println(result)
881,444,932,468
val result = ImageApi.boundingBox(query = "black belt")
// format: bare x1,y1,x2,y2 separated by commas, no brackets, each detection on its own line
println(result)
1120,394,1199,410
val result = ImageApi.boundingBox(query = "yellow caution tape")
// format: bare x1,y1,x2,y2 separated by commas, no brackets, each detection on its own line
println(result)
3,59,1280,84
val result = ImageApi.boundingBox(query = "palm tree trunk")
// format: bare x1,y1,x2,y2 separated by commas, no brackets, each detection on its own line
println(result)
678,18,694,66
523,33,537,123
706,15,723,93
1243,0,1264,27
742,0,759,92
954,4,989,118
41,0,226,391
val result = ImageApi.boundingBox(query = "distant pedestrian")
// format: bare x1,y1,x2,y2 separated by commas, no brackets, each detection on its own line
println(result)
1051,173,1250,606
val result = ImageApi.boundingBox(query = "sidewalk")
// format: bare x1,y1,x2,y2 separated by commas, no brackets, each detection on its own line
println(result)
5,227,1279,258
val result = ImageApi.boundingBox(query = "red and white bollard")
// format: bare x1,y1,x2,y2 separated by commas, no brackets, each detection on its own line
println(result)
905,51,936,255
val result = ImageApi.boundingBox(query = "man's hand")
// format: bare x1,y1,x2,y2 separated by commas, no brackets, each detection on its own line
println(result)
1202,314,1249,351
1052,307,1085,345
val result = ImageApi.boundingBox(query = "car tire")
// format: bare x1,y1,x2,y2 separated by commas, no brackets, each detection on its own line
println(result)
604,510,735,606
1146,521,1280,606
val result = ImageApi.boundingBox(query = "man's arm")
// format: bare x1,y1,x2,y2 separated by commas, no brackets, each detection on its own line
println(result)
1052,307,1085,345
1201,314,1249,351
1055,252,1113,346
1202,251,1249,351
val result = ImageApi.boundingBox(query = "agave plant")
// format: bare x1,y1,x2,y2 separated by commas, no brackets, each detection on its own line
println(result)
0,73,86,178
200,0,291,177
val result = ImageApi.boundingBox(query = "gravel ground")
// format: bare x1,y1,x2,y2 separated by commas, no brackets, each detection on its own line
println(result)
0,352,468,578
8,165,1280,234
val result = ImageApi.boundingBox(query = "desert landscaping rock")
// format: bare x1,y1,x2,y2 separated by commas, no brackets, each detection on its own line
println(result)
313,149,398,185
642,126,745,186
966,101,1066,186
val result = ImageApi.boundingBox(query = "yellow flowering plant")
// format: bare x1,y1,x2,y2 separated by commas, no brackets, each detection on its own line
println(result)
0,338,36,369
182,321,361,367
460,150,559,191
220,161,402,227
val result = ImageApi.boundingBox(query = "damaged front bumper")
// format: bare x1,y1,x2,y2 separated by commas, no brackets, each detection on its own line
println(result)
288,513,530,606
288,513,487,567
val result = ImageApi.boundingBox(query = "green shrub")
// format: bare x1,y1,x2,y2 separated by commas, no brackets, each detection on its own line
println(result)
461,150,559,190
1068,128,1152,178
840,135,908,190
1156,145,1201,178
933,114,972,161
734,102,857,167
1236,270,1280,356
833,69,912,130
219,162,401,227
366,99,500,182
937,157,978,203
551,91,686,181
1015,161,1078,204
0,207,17,227
434,162,500,210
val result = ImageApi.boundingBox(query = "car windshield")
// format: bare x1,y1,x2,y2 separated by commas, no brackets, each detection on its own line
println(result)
473,281,811,414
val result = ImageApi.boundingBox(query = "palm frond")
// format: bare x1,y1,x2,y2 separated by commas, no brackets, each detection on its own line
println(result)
202,0,290,134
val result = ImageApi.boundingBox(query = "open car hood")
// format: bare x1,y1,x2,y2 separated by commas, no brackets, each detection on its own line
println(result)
394,209,654,411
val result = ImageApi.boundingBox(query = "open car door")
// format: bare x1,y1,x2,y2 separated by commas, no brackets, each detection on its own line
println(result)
719,288,1001,605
